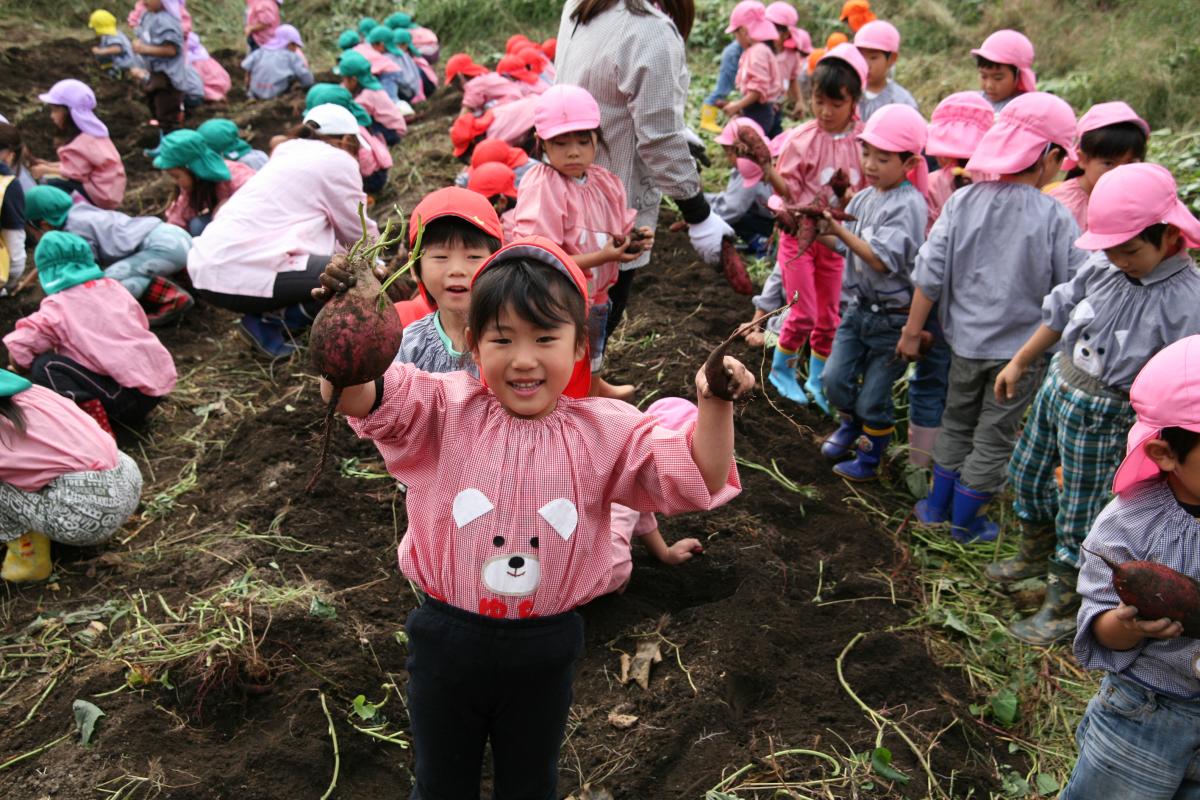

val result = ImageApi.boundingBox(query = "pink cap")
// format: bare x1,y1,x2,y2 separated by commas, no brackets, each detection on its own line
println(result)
1075,163,1200,251
965,92,1076,176
786,27,813,52
645,397,699,432
38,79,108,138
764,1,798,27
858,104,929,195
725,1,778,42
1112,335,1200,495
736,158,765,188
715,115,766,146
925,91,994,159
971,29,1036,93
853,20,900,53
819,43,869,90
1062,101,1150,170
533,84,601,141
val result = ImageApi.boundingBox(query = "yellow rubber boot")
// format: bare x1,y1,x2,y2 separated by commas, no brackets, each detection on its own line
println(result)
1,533,51,583
699,103,722,134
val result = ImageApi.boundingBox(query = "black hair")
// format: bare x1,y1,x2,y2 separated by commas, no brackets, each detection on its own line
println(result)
860,142,915,161
1014,143,1067,176
974,55,1018,79
951,158,971,190
0,123,20,155
168,177,220,223
50,104,82,147
1135,222,1169,248
1080,122,1147,162
413,216,502,280
468,257,587,346
0,395,27,447
812,59,861,103
1162,426,1200,464
570,0,695,41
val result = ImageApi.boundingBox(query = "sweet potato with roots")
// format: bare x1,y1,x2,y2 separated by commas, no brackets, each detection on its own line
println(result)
703,302,795,401
1082,546,1200,637
733,124,773,169
719,238,754,295
305,206,422,492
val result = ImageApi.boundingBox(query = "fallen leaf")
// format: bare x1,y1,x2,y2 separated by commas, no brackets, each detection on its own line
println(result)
73,699,105,746
627,639,662,691
607,711,638,730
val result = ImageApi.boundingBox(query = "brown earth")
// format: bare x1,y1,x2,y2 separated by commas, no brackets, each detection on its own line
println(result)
0,37,1016,800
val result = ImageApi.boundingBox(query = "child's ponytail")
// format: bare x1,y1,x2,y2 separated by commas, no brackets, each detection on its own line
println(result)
0,395,27,448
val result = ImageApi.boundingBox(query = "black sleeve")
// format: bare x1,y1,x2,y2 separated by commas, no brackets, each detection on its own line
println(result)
674,191,711,226
0,174,25,230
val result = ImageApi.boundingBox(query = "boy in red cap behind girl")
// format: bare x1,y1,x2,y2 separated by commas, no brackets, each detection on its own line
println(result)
972,29,1036,113
1061,335,1200,799
450,96,538,163
992,163,1200,645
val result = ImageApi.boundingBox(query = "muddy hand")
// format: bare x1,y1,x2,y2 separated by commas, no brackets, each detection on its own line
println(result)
311,258,355,301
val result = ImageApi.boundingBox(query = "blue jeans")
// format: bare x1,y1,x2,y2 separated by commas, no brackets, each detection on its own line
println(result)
705,41,744,105
105,223,192,298
824,304,909,429
908,311,951,428
1061,673,1200,800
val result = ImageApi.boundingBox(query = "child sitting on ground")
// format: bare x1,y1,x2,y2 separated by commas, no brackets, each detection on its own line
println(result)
337,29,360,51
1047,102,1149,234
446,55,526,114
994,163,1200,645
3,232,176,435
154,129,256,236
721,1,783,137
88,10,140,76
818,104,929,481
186,32,232,103
24,185,194,326
899,92,1088,542
971,29,1035,113
241,24,313,100
467,163,518,240
337,51,408,145
316,235,747,800
1060,335,1200,799
197,118,269,171
28,80,126,210
853,20,919,121
449,96,538,164
362,26,415,103
710,117,775,257
0,370,143,584
514,85,654,400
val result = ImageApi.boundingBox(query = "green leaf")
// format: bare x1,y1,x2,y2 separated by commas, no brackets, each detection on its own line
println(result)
352,694,381,721
904,464,930,500
991,688,1019,726
73,699,105,746
869,747,910,784
941,609,973,637
1035,773,1060,795
309,597,337,619
394,630,409,646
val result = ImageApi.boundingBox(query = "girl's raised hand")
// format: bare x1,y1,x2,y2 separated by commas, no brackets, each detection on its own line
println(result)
696,356,755,401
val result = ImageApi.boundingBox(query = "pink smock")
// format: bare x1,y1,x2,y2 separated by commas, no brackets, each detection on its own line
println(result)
0,384,118,492
775,48,804,87
1047,177,1090,234
164,160,255,229
355,88,408,136
186,138,375,298
513,162,635,304
357,127,393,176
3,277,177,398
737,42,783,104
57,134,126,210
245,0,280,47
485,96,538,148
351,42,400,76
773,119,866,206
605,504,659,594
347,364,740,619
462,74,527,113
193,56,232,102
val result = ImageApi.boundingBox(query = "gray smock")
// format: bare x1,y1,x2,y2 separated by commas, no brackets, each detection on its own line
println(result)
707,169,772,226
394,312,479,379
137,11,189,91
241,48,314,100
64,204,162,265
833,181,926,313
858,79,919,122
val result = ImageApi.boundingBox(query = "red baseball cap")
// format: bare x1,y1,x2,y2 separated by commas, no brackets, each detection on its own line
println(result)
506,34,532,54
470,138,529,170
450,110,493,157
409,186,504,246
468,162,518,200
445,52,487,85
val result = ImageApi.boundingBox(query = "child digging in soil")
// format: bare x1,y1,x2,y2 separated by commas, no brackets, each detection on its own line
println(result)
197,119,268,171
3,232,176,435
241,24,313,101
0,369,143,584
993,163,1200,645
711,117,776,258
898,92,1088,542
818,104,929,482
24,185,195,326
186,33,232,103
315,235,748,799
0,124,28,296
971,29,1036,114
27,79,126,210
336,51,408,145
154,129,255,236
88,9,139,77
1059,335,1200,799
513,85,654,401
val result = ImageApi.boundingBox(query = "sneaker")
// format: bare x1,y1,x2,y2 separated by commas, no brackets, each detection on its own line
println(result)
142,276,194,327
238,314,297,358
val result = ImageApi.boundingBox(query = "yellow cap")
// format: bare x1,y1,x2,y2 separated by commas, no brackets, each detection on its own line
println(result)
89,9,117,35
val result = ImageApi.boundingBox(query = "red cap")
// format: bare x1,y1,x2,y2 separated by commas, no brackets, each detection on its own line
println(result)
470,137,530,170
497,54,537,84
450,110,493,157
468,162,518,200
506,34,532,54
444,52,487,85
540,38,556,61
517,45,547,72
471,236,591,399
409,186,504,246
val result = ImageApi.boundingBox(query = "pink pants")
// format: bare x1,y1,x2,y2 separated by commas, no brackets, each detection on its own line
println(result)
777,233,844,357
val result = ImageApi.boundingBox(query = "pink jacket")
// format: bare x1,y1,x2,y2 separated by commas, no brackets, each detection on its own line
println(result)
193,56,232,102
774,119,866,207
513,162,635,304
355,88,408,136
485,96,538,148
357,127,393,176
57,134,126,210
775,49,804,86
462,73,527,113
245,0,280,47
352,42,400,76
737,42,783,104
3,278,177,397
1047,177,1090,234
348,364,739,619
0,384,118,492
606,504,659,594
164,160,255,229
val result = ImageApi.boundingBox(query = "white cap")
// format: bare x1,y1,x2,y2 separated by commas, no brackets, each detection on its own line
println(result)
302,103,371,149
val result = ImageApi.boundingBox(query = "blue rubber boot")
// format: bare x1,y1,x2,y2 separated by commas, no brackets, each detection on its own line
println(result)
914,464,957,524
950,482,1001,543
769,347,808,405
238,314,296,358
820,415,861,460
274,303,317,332
833,427,892,481
805,353,832,415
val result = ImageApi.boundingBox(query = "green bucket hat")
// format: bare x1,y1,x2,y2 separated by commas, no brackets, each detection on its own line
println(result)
35,231,104,296
24,185,73,228
335,51,382,90
337,29,360,50
391,28,415,55
358,17,378,35
197,119,251,160
366,26,392,46
153,130,232,183
0,368,32,398
385,12,412,29
306,84,372,128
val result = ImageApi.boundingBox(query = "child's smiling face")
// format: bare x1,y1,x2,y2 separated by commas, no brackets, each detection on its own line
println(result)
418,242,490,316
542,130,596,179
472,305,585,420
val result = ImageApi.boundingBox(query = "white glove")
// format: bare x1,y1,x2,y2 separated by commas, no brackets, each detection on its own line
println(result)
682,127,704,149
687,211,734,265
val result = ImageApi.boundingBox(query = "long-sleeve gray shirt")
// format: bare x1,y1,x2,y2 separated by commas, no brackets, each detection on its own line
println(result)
64,204,162,265
99,32,140,71
913,181,1087,359
834,181,926,312
137,11,188,91
707,169,772,226
241,48,314,100
1044,251,1200,392
1075,478,1200,700
858,79,919,122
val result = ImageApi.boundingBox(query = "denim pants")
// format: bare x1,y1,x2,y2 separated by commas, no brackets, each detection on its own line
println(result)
1060,672,1200,799
907,311,951,427
105,223,192,298
705,41,744,105
824,304,908,429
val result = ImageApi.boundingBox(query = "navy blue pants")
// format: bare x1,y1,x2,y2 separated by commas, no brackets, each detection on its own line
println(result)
405,599,584,800
30,353,160,424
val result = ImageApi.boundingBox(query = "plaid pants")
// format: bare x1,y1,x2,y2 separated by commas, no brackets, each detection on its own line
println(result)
1008,355,1136,569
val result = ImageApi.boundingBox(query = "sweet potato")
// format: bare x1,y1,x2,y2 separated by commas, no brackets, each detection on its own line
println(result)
703,303,795,401
1082,546,1200,637
719,238,754,296
733,124,773,169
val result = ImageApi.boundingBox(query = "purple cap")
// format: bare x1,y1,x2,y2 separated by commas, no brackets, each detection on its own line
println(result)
37,80,108,138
